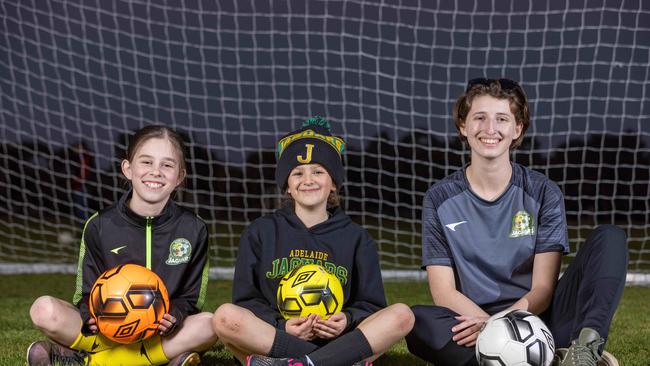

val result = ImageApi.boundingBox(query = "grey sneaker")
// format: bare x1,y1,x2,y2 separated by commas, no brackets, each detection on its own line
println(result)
555,328,618,366
598,351,619,366
167,351,201,366
26,340,87,366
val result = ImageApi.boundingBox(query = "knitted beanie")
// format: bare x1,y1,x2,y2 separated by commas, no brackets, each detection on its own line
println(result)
275,116,346,190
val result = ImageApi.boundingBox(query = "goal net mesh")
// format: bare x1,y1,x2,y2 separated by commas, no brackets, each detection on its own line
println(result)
1,1,649,274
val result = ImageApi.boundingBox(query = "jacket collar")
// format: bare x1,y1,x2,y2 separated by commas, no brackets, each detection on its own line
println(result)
117,190,176,227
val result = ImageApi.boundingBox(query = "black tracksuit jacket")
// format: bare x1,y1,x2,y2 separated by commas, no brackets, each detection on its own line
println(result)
72,191,210,328
232,203,387,332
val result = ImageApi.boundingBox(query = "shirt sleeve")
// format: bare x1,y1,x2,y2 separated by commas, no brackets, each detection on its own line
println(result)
535,180,570,254
341,231,387,331
72,213,104,327
232,226,288,331
421,187,454,269
168,219,210,326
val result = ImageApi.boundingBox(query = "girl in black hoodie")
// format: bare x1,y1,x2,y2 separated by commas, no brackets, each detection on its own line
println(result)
213,117,414,366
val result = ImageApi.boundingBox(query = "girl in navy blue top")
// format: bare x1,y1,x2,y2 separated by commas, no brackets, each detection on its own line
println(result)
406,79,628,366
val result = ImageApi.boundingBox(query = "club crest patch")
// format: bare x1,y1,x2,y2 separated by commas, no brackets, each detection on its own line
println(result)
509,210,535,238
166,238,192,265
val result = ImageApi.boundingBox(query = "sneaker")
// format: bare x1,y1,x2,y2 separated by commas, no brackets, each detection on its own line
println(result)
167,351,201,366
26,340,87,366
246,355,312,366
554,349,618,366
555,328,618,366
599,351,619,366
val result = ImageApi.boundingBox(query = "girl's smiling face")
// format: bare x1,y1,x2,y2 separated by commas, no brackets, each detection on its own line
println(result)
121,137,185,216
286,163,335,211
460,95,523,162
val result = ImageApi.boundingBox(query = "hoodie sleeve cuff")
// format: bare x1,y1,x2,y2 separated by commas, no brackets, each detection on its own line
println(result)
343,311,353,332
276,318,288,331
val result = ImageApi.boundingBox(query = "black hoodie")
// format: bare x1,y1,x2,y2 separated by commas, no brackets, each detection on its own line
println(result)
232,203,387,332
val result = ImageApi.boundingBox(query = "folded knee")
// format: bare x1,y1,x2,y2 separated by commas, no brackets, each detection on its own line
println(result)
192,311,218,332
591,225,627,247
387,303,415,334
590,225,628,260
189,311,220,346
212,303,245,337
30,296,59,330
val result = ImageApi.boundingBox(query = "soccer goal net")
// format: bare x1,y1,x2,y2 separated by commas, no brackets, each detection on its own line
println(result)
1,1,649,280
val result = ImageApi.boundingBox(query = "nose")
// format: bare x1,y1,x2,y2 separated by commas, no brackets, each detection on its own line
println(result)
485,117,497,134
151,164,162,176
301,171,314,184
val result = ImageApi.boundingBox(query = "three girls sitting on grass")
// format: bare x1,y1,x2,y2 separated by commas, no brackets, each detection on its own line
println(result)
28,100,627,366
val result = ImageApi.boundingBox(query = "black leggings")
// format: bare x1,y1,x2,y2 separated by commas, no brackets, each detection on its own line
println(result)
406,225,628,365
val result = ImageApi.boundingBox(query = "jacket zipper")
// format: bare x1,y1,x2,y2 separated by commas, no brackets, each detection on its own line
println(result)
146,216,153,269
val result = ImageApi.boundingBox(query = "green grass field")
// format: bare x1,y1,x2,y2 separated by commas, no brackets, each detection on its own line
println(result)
2,275,648,365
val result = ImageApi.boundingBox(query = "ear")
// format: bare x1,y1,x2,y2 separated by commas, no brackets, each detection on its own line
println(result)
176,169,187,188
331,183,337,193
459,120,468,137
514,121,523,140
121,160,132,180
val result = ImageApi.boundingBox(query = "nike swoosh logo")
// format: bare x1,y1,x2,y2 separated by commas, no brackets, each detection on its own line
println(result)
111,245,127,254
445,221,467,231
91,340,100,351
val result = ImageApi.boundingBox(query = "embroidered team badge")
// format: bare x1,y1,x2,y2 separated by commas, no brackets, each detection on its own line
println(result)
166,238,192,265
509,210,535,238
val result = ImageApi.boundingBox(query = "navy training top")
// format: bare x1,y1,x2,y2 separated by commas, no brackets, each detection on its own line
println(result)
421,162,569,313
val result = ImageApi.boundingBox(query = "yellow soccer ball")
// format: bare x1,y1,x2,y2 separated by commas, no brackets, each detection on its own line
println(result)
276,264,344,320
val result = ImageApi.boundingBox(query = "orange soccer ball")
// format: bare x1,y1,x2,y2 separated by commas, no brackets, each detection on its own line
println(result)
89,264,170,344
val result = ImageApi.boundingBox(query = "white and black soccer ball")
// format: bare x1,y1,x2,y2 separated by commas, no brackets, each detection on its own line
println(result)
476,309,555,366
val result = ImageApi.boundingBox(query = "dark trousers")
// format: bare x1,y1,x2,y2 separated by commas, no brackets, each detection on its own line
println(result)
406,225,628,365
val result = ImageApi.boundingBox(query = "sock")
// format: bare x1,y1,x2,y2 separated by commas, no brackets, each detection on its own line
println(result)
307,329,373,365
69,332,118,353
86,335,168,366
269,330,319,358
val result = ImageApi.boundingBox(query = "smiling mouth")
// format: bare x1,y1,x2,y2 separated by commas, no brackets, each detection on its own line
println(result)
144,181,164,189
299,187,322,193
479,137,500,145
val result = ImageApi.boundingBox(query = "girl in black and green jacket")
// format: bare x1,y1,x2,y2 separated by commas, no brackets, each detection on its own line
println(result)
28,125,218,366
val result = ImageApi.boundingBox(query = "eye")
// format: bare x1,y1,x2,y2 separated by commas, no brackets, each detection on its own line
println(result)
291,171,303,177
163,163,175,169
